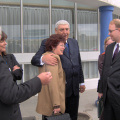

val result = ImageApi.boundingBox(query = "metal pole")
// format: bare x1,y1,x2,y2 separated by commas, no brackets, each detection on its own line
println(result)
49,0,52,36
20,0,24,83
21,0,24,53
74,2,77,40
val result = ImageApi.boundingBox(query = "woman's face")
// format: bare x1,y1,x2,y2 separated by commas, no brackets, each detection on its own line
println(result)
52,42,65,55
0,39,7,55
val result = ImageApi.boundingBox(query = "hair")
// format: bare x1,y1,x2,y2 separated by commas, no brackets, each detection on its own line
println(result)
0,31,7,55
104,36,111,45
1,31,7,41
110,19,120,28
104,36,113,50
55,20,70,30
45,34,66,51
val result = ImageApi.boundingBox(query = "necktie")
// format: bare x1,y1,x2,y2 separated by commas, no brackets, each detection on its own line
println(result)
65,43,69,56
113,44,119,60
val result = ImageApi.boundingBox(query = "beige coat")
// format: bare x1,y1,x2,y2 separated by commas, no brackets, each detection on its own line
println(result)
36,52,65,116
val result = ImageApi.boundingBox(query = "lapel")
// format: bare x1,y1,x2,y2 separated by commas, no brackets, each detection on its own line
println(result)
111,42,120,64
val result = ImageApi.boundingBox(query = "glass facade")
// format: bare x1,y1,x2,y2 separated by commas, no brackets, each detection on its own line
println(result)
0,0,101,83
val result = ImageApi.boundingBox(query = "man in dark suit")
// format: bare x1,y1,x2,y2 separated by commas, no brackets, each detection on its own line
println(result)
98,19,120,120
31,20,85,120
0,56,52,120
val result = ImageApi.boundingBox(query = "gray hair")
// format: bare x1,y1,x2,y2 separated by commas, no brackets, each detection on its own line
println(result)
55,20,70,30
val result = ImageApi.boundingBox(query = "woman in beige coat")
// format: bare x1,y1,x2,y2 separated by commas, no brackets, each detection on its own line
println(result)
36,34,66,119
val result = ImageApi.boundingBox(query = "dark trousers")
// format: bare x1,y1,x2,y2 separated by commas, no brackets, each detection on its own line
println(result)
104,90,120,120
65,93,79,120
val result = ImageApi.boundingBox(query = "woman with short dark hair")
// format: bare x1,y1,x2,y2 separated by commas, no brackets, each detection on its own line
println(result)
36,34,66,119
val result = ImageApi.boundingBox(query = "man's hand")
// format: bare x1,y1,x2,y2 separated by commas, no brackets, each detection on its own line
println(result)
37,72,52,85
13,65,20,71
79,85,86,93
42,53,58,65
98,93,103,99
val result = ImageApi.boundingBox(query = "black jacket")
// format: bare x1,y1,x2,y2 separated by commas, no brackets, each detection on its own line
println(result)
0,56,42,120
31,38,84,97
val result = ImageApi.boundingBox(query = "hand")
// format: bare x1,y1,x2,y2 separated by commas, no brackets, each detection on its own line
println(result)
98,93,103,99
53,108,61,114
13,65,20,71
37,72,52,85
42,53,58,65
79,85,85,93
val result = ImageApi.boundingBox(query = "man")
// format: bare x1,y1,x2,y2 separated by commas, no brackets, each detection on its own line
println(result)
98,19,120,120
31,20,85,120
0,56,52,120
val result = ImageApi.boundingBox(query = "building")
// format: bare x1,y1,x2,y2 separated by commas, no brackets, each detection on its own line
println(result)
0,0,120,89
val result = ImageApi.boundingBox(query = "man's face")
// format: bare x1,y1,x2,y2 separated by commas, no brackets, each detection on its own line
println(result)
55,24,70,40
108,24,120,42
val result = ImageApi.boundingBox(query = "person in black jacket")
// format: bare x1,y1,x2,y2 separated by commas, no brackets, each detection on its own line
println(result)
1,31,23,82
31,20,85,120
0,30,52,120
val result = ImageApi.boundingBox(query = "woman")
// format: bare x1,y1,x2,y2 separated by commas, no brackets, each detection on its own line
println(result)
36,34,66,119
97,36,114,120
0,31,23,82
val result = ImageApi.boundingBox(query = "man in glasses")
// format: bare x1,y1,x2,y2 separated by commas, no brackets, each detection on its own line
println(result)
31,20,85,120
98,19,120,120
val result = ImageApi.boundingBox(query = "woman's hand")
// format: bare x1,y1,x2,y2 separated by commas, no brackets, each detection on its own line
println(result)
98,93,103,99
53,107,61,114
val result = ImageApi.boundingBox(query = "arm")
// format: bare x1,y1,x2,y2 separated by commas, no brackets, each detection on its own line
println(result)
46,64,61,112
31,39,46,66
0,56,52,104
76,40,85,92
10,54,23,80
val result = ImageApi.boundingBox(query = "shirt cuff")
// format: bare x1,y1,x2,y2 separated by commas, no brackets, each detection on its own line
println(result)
79,83,85,88
40,55,44,65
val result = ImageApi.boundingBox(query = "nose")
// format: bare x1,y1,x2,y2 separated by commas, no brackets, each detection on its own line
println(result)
4,41,7,45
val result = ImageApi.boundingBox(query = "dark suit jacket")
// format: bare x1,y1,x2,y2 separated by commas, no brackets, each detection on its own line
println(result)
3,54,23,81
0,56,42,120
31,38,84,97
99,42,120,105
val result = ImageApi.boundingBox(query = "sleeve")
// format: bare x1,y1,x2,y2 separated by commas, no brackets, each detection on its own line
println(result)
76,40,84,83
97,54,106,93
10,54,23,81
98,54,104,76
0,56,42,104
46,64,60,107
31,39,46,67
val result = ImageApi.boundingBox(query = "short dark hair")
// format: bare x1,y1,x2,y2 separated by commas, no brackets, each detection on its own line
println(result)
1,31,7,55
45,34,66,51
1,31,7,42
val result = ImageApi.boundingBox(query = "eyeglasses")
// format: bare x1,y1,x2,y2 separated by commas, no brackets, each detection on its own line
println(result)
59,44,66,48
109,29,118,33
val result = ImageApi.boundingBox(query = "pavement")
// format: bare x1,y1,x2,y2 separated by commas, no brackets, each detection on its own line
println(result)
20,89,99,120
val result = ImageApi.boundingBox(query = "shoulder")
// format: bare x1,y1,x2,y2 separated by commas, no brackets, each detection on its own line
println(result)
6,54,15,59
68,38,77,42
42,38,48,43
67,38,78,45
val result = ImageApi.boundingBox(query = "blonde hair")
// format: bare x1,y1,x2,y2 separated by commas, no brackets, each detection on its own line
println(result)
110,19,120,28
104,36,112,50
